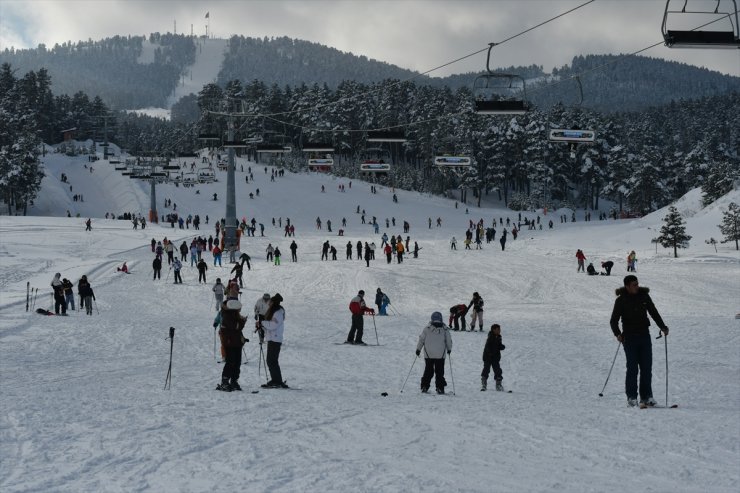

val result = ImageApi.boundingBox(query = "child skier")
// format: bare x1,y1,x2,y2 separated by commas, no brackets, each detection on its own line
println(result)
481,324,505,391
416,312,452,394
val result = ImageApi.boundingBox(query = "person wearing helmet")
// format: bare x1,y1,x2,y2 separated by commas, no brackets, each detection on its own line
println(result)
416,311,452,394
346,290,375,345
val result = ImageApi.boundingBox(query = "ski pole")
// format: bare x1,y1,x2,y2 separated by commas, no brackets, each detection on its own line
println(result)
448,353,456,396
93,298,99,315
399,355,418,394
213,327,217,361
26,282,29,312
165,266,172,282
372,314,379,346
599,341,621,397
164,327,175,390
259,342,268,383
657,330,669,406
242,347,248,365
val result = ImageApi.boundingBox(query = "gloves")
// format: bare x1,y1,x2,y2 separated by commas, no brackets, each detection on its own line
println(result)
662,327,669,336
415,350,421,356
616,334,624,342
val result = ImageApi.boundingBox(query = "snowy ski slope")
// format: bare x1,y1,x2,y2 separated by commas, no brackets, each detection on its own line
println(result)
1,151,738,492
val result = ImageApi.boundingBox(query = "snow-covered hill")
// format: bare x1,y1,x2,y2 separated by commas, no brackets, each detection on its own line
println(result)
1,150,738,492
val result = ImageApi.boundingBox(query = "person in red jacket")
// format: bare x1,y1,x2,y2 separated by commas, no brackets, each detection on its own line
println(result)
448,304,468,331
576,249,586,272
346,290,374,345
384,244,393,264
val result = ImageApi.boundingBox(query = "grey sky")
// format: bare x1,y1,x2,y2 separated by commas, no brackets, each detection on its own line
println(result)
1,0,738,77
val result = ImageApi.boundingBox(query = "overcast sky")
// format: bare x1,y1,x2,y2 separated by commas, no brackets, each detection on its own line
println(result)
1,0,738,77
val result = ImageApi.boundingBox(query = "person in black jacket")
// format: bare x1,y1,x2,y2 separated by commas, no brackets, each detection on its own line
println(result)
467,292,485,331
152,256,162,280
78,275,96,315
197,258,208,283
610,275,669,407
601,261,614,276
481,324,505,391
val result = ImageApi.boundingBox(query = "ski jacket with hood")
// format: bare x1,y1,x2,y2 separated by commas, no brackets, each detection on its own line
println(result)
483,333,505,361
610,286,667,338
254,298,270,318
213,282,225,297
416,322,452,359
262,308,285,343
467,297,484,313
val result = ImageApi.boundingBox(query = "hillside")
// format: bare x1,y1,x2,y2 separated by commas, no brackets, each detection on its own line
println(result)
2,33,737,112
1,147,738,492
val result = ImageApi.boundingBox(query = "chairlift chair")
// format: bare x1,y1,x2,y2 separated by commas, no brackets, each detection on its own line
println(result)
547,77,596,158
197,133,221,142
359,147,392,174
473,43,530,115
302,142,335,172
662,0,740,48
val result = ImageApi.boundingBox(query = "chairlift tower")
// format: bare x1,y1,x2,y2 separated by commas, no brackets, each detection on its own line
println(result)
224,116,238,251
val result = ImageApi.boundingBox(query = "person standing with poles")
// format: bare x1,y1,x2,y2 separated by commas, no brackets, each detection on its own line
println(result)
172,258,183,284
346,290,374,345
212,278,225,309
609,275,669,408
415,311,452,394
259,294,288,388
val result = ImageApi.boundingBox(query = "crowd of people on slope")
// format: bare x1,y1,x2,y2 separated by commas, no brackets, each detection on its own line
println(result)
49,272,96,316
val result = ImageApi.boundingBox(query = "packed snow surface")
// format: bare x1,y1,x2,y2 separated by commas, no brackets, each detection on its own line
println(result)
1,151,739,492
167,37,227,107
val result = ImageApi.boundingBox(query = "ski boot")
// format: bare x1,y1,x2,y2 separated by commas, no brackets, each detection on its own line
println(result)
421,386,429,394
495,380,504,392
627,397,638,407
644,397,657,407
230,380,242,391
436,387,445,395
216,379,232,392
481,377,487,391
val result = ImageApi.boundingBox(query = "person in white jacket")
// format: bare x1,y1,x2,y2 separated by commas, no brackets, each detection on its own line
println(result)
254,293,271,343
259,293,288,388
416,311,452,394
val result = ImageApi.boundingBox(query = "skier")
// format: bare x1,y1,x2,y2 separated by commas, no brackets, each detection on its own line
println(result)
259,293,288,388
396,241,404,263
274,247,282,266
231,262,244,288
197,258,208,283
321,241,330,261
173,258,183,284
450,237,457,250
213,278,225,308
448,304,468,331
239,252,251,270
384,243,393,264
85,218,92,231
375,288,387,316
152,256,162,280
290,240,298,262
346,290,374,345
576,249,587,272
499,229,507,251
587,263,598,275
62,278,75,311
364,244,371,267
610,275,669,407
330,245,337,261
216,299,248,392
481,324,505,391
415,312,452,394
180,241,188,261
346,241,353,260
212,244,222,266
117,262,129,274
601,260,614,276
78,275,96,316
266,243,274,262
467,292,484,331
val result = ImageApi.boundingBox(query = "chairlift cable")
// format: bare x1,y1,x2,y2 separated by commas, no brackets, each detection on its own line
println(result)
204,0,598,120
254,11,737,135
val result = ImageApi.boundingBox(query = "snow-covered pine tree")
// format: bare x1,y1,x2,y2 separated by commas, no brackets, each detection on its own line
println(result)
657,205,692,257
718,202,739,250
702,160,738,206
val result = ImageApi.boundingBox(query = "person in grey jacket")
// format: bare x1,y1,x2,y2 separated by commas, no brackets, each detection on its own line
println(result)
416,311,453,394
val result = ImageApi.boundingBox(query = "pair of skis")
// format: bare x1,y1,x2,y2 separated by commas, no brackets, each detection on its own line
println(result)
26,282,40,311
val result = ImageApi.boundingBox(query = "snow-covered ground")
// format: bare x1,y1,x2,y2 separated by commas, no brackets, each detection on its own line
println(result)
1,151,738,492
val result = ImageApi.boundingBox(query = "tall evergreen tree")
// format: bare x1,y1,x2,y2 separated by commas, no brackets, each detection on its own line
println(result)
718,202,740,250
657,206,692,258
